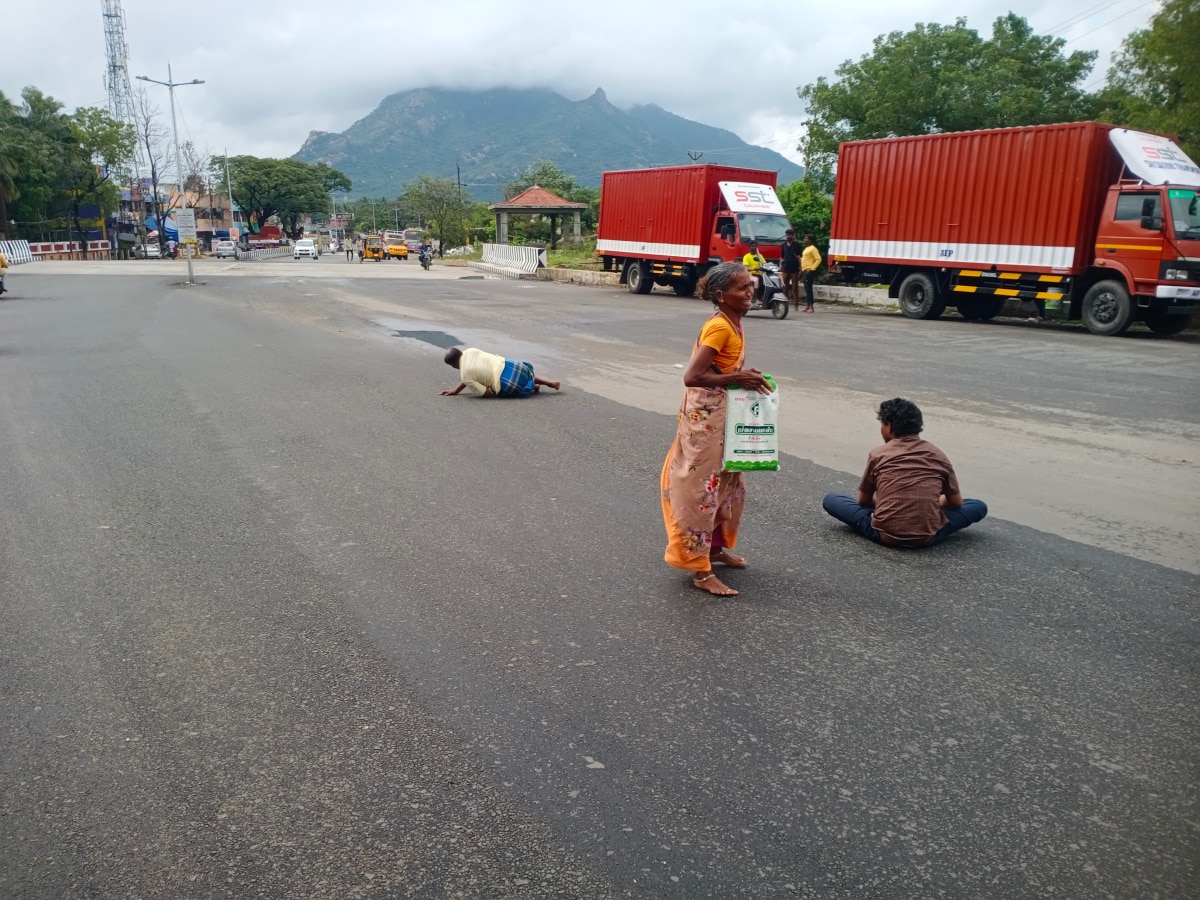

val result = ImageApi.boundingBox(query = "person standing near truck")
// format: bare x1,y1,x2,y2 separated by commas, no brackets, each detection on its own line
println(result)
800,234,821,313
779,229,802,310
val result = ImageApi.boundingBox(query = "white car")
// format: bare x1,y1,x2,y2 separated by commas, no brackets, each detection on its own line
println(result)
137,243,161,259
215,240,238,259
294,238,318,260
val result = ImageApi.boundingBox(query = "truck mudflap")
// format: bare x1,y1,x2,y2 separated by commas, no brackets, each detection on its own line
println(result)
952,269,1071,304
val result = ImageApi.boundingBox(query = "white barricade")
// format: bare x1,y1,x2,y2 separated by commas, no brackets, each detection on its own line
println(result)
241,246,292,261
472,243,546,278
0,240,36,265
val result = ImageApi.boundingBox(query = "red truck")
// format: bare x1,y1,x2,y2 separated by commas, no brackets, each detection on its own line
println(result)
828,122,1200,335
597,165,793,296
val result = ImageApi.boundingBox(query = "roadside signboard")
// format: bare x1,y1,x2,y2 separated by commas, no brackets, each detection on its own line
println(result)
176,208,198,244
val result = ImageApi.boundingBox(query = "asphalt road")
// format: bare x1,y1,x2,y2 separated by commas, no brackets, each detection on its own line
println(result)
1,261,1197,898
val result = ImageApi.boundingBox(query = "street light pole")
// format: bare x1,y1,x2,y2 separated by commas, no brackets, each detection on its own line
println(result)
136,64,204,285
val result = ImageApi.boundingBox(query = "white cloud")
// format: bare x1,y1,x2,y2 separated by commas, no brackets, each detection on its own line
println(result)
2,0,1155,170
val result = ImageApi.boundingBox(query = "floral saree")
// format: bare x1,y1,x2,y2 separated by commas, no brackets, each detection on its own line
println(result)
660,337,747,572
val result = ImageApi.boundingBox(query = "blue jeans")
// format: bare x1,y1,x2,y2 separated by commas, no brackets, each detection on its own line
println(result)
822,492,988,546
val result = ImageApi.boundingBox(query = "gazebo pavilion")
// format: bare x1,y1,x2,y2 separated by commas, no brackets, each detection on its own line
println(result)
489,185,589,249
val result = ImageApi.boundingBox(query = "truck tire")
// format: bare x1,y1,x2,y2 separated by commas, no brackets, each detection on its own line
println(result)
957,297,1003,321
626,260,653,295
1082,280,1134,335
898,272,945,320
1143,309,1193,335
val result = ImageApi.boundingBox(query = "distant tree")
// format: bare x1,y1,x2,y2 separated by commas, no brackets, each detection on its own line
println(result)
502,160,599,243
503,160,577,200
0,92,21,238
1095,0,1199,161
777,179,833,259
218,156,351,239
132,88,175,253
797,14,1097,189
5,87,75,241
61,106,134,257
402,175,470,249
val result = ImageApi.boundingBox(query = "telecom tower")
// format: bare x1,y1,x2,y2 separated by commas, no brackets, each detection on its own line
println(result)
101,0,136,131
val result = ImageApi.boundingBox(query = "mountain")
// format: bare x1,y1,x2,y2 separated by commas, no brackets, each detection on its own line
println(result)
294,87,804,200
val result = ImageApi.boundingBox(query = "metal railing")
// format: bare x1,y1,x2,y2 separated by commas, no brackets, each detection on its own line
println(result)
240,246,292,261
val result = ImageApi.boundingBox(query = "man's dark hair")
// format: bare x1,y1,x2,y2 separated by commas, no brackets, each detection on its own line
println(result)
804,233,816,243
877,398,923,436
444,347,463,367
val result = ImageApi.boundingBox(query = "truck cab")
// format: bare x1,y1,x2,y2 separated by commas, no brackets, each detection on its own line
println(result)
1089,184,1200,334
711,210,792,263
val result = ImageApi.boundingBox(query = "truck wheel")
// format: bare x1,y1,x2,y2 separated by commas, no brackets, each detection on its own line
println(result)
1082,280,1134,335
957,297,1003,321
626,260,653,295
1143,309,1193,335
898,272,945,319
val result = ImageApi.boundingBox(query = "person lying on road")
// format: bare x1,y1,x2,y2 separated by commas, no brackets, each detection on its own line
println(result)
440,346,560,398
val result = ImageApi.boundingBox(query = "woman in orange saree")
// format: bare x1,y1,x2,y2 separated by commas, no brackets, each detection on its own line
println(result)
661,262,773,596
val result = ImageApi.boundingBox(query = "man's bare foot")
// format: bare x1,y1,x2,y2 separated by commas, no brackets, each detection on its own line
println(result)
546,380,560,391
692,572,738,596
711,549,748,568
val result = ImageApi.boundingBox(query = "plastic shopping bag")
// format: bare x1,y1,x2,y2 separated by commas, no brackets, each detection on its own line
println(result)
723,375,779,471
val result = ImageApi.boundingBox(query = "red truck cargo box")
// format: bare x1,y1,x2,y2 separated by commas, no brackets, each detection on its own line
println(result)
830,122,1125,273
598,165,781,263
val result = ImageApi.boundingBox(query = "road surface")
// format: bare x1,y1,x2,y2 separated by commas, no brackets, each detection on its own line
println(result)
1,259,1197,898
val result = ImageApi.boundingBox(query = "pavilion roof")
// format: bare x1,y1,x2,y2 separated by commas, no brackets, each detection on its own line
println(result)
490,185,589,211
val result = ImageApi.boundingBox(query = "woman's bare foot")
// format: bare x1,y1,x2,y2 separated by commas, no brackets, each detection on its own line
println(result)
692,571,738,596
711,549,747,568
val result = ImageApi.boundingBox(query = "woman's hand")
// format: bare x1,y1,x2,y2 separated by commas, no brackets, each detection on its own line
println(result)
732,368,773,393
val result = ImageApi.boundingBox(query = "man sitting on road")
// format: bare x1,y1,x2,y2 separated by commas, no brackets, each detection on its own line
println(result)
440,347,561,398
822,398,987,547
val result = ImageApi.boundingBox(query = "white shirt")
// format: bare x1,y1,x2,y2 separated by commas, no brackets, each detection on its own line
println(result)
459,348,505,395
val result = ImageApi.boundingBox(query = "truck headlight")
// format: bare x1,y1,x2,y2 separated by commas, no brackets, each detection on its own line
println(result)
1165,268,1187,280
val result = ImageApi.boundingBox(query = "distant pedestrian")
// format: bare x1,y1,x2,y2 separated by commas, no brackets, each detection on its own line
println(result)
779,229,801,310
801,234,821,313
822,398,987,547
346,239,354,261
0,247,9,296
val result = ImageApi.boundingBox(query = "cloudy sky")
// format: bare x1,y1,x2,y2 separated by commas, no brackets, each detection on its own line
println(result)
3,0,1156,167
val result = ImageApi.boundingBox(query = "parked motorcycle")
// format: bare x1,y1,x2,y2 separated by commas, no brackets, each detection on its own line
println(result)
750,263,789,318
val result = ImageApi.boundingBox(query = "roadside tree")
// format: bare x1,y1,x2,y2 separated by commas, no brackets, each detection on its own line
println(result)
1095,0,1199,161
61,107,134,258
777,178,833,259
218,156,351,239
402,175,470,250
797,14,1096,189
132,88,176,255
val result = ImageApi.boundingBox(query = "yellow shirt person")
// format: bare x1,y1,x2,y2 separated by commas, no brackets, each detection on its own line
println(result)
801,241,822,273
741,243,765,275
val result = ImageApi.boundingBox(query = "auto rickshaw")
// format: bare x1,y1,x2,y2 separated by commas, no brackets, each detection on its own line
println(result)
361,236,385,262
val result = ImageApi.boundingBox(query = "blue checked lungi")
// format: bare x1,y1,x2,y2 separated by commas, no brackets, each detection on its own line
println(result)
497,359,536,398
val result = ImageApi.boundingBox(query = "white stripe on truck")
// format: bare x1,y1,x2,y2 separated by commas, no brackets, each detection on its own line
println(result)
597,239,703,259
830,239,1076,270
